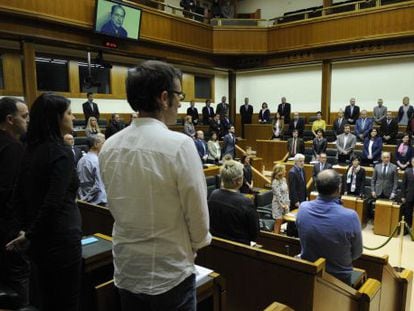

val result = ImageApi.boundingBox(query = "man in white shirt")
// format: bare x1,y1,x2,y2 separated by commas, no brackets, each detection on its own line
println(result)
99,60,211,310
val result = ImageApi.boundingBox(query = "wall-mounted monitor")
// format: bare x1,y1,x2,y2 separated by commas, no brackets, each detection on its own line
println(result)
94,0,142,41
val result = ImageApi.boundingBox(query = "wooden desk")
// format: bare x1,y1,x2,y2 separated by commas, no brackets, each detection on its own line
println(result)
244,124,273,149
204,165,220,176
256,140,288,170
373,200,400,237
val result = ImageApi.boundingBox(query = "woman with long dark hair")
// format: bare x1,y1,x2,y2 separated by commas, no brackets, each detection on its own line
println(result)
7,93,82,311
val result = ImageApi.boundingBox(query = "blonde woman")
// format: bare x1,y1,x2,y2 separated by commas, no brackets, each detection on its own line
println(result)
183,115,195,139
271,164,290,234
85,116,101,137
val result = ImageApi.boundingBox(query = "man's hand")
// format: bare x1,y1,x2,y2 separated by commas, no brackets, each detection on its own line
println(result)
390,193,395,200
371,191,377,198
5,231,27,252
295,202,300,208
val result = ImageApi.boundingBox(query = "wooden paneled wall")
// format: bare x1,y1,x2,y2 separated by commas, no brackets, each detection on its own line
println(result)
0,53,23,96
1,0,414,57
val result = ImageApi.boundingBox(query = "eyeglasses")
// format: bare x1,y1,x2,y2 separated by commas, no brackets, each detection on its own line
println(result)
170,90,185,101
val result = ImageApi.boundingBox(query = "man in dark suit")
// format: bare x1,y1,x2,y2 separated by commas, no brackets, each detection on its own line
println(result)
401,157,414,228
202,99,214,125
82,92,100,122
287,153,307,237
287,129,304,158
380,111,398,144
186,100,199,125
222,125,237,158
194,130,208,163
312,153,332,179
64,133,83,165
0,97,30,307
333,110,345,136
209,114,222,138
240,97,253,137
277,97,291,124
288,153,307,210
371,152,398,200
344,98,360,125
216,96,229,118
288,112,305,137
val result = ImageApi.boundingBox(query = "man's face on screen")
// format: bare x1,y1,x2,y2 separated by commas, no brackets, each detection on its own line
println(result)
112,7,125,28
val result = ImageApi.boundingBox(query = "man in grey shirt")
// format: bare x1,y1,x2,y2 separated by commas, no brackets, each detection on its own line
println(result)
373,98,387,125
77,133,107,206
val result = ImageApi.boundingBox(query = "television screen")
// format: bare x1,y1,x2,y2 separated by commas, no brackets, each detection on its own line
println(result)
94,0,142,40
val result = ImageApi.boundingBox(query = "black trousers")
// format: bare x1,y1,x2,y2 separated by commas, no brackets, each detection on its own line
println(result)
403,201,414,227
31,240,82,311
0,245,30,308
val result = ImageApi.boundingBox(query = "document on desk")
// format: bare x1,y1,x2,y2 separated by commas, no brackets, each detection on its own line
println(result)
195,264,213,286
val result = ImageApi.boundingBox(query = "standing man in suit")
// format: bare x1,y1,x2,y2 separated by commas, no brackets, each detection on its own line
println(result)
333,110,346,137
187,100,199,125
222,125,236,158
202,99,214,125
82,92,100,123
209,113,222,138
288,153,307,210
355,110,373,142
288,112,305,137
398,96,413,126
373,98,387,125
401,157,414,228
312,152,332,179
287,129,304,158
344,98,360,125
371,152,398,200
277,97,291,124
64,133,83,165
336,124,357,164
380,111,398,144
239,97,253,137
194,130,208,163
0,97,30,308
216,96,229,118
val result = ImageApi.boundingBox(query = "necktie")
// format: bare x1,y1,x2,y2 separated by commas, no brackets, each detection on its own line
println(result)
282,104,285,113
382,164,387,176
320,163,323,171
343,135,347,149
301,169,305,181
350,106,353,116
90,103,94,112
387,119,391,125
362,119,366,129
292,138,296,156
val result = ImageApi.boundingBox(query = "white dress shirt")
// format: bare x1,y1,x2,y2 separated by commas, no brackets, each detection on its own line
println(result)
99,118,211,295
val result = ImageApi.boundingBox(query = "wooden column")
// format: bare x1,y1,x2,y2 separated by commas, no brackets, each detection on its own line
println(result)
321,60,332,124
229,69,236,124
323,0,333,15
21,41,37,108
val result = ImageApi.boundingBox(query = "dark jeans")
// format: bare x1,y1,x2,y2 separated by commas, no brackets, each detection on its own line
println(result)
31,240,82,311
0,246,30,308
119,274,196,311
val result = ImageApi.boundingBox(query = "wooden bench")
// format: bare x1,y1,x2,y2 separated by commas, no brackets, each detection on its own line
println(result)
256,231,413,311
196,237,381,311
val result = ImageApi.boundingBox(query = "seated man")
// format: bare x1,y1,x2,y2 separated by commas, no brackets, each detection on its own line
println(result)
336,124,356,164
77,134,107,206
312,152,332,179
371,151,398,200
287,129,304,158
208,159,259,245
297,169,362,285
194,130,208,163
354,110,373,142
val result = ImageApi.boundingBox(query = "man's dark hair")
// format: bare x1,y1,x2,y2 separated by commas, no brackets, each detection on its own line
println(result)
87,92,93,97
0,97,24,123
126,60,182,113
87,136,98,149
111,4,126,16
27,93,70,146
344,123,351,128
315,169,341,196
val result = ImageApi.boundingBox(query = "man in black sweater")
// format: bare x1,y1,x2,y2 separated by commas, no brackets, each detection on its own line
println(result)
0,97,30,307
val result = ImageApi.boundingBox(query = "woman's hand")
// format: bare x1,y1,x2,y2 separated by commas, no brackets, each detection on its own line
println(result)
5,231,27,251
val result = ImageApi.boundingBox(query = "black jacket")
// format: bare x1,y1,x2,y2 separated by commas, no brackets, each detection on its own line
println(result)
82,101,100,122
288,166,307,208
